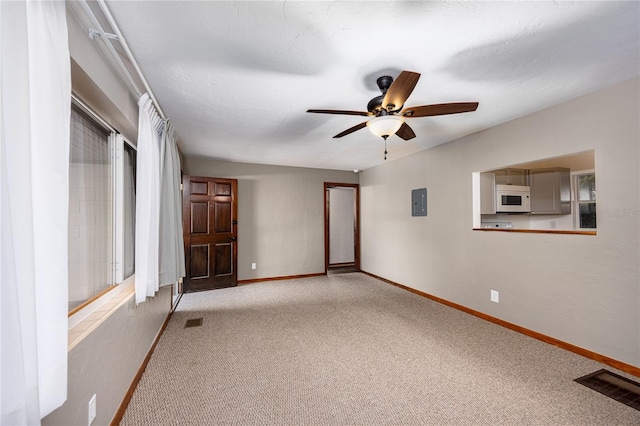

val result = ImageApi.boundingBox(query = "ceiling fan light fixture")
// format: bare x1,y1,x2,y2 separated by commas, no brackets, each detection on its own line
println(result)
366,115,404,139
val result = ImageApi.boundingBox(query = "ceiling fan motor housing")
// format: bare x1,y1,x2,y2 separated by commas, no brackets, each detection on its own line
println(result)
367,95,385,113
368,75,401,113
368,75,395,113
376,75,393,93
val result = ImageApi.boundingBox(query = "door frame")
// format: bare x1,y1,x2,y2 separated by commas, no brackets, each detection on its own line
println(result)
324,182,360,273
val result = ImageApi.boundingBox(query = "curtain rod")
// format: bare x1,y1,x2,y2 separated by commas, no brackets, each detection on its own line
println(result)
71,93,117,133
78,0,167,120
96,0,166,120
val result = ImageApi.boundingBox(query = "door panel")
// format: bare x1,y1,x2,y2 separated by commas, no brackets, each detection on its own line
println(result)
215,182,232,196
189,245,210,279
191,202,209,233
183,176,238,292
191,181,208,195
214,202,232,233
214,243,233,276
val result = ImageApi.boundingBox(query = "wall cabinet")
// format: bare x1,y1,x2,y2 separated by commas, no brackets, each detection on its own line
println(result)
530,167,571,215
494,168,529,186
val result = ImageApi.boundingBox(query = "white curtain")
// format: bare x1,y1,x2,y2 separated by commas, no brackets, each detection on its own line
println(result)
134,94,163,304
159,120,185,286
1,0,70,423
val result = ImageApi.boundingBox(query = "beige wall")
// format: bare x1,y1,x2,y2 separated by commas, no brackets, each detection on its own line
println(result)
43,288,171,426
184,159,359,279
360,78,640,367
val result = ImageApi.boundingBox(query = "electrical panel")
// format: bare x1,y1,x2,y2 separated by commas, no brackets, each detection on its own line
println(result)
411,188,427,217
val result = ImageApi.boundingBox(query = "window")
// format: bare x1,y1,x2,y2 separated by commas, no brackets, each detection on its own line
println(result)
116,141,136,282
68,101,136,312
576,173,596,229
68,104,113,310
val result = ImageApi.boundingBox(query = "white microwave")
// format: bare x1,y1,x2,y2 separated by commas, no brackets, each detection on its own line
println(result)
496,184,530,213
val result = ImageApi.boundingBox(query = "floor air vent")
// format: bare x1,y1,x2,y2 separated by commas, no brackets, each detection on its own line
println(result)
184,318,203,328
575,369,640,411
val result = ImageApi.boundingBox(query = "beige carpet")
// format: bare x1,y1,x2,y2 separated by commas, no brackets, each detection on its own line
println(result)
121,273,640,425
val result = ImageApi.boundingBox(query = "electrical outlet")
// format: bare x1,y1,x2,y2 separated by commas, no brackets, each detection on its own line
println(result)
88,394,97,425
251,262,256,270
491,290,499,303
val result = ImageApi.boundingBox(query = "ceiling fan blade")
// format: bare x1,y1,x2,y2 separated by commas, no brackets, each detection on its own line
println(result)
333,121,367,138
381,71,420,112
401,102,479,118
395,122,416,141
307,109,371,117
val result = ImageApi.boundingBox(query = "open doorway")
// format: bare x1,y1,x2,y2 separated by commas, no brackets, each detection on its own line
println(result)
324,182,360,274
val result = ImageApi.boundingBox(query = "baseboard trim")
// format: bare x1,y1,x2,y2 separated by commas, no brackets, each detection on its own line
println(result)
238,272,325,285
110,307,174,425
362,271,640,378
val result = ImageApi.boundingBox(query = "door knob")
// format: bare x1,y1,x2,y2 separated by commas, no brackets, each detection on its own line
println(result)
230,237,237,242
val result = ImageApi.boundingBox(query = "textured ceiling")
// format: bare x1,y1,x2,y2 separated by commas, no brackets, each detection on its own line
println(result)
104,1,639,171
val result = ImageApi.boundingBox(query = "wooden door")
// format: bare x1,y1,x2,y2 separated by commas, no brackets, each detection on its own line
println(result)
182,176,238,292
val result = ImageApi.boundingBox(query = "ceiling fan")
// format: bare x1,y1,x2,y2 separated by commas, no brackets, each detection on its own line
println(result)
307,71,479,159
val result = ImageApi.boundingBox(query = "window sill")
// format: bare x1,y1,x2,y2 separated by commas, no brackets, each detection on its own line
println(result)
473,228,596,235
68,279,134,351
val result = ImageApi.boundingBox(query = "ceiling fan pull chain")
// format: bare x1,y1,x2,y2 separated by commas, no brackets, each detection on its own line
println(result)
384,139,388,160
